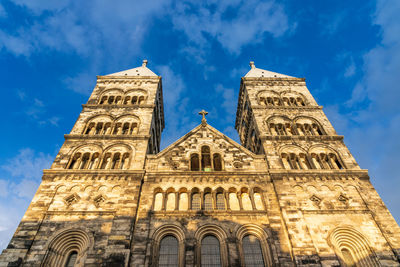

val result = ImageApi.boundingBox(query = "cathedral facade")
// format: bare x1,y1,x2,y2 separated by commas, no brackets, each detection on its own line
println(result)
0,61,399,267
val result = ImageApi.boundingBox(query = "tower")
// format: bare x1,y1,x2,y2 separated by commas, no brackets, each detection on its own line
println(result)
0,60,164,266
1,61,399,267
235,62,400,266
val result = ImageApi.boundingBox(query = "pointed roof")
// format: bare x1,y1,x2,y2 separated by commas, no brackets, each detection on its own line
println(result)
245,61,295,78
106,60,157,77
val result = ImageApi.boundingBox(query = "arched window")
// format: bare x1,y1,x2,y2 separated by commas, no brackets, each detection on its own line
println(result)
80,153,90,169
191,154,200,171
229,193,240,211
213,153,222,171
68,153,81,169
42,229,90,266
204,193,213,211
158,235,179,267
88,153,99,169
154,193,163,211
138,96,145,104
201,235,221,267
111,153,121,169
242,235,265,267
281,153,291,169
241,192,252,210
192,193,201,210
201,146,212,171
166,192,176,211
216,193,225,210
253,192,264,210
65,251,78,267
179,192,188,211
120,153,129,169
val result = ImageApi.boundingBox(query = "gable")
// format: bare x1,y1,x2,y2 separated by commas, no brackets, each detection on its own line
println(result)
146,124,266,172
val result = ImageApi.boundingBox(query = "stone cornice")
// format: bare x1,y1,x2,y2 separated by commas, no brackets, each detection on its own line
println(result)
42,169,145,181
64,134,151,140
252,105,323,110
46,210,116,216
301,209,371,214
96,75,161,81
260,135,344,142
82,104,155,109
242,77,305,82
268,169,369,180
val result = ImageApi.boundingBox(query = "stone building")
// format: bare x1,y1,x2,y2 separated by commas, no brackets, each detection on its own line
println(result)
0,60,399,267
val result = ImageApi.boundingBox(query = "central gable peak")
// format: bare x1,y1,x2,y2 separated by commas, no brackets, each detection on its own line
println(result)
146,123,266,172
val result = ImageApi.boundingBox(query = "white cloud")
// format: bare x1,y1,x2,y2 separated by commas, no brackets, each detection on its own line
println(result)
344,61,356,77
215,84,236,118
331,0,400,222
0,148,53,250
0,0,171,65
156,65,192,148
171,0,290,56
64,72,96,95
0,180,9,198
320,10,347,36
1,148,53,180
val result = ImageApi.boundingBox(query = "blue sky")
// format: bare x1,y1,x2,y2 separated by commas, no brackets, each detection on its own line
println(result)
0,0,399,250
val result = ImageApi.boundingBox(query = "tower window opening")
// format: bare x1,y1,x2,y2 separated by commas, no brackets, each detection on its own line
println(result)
111,153,121,169
80,153,90,169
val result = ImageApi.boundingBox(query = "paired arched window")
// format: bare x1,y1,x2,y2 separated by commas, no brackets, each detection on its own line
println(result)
242,235,265,267
201,235,221,267
158,236,179,267
281,150,345,170
190,146,223,171
98,90,147,105
68,149,130,170
83,116,139,136
259,91,307,107
268,117,325,136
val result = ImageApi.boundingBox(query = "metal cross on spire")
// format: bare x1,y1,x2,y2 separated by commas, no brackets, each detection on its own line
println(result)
199,110,208,125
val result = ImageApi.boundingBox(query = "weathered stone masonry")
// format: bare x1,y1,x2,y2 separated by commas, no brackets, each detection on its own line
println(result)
0,61,399,267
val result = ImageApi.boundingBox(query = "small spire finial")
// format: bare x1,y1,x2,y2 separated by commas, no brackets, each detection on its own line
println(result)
142,59,148,67
199,110,208,125
250,61,255,69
